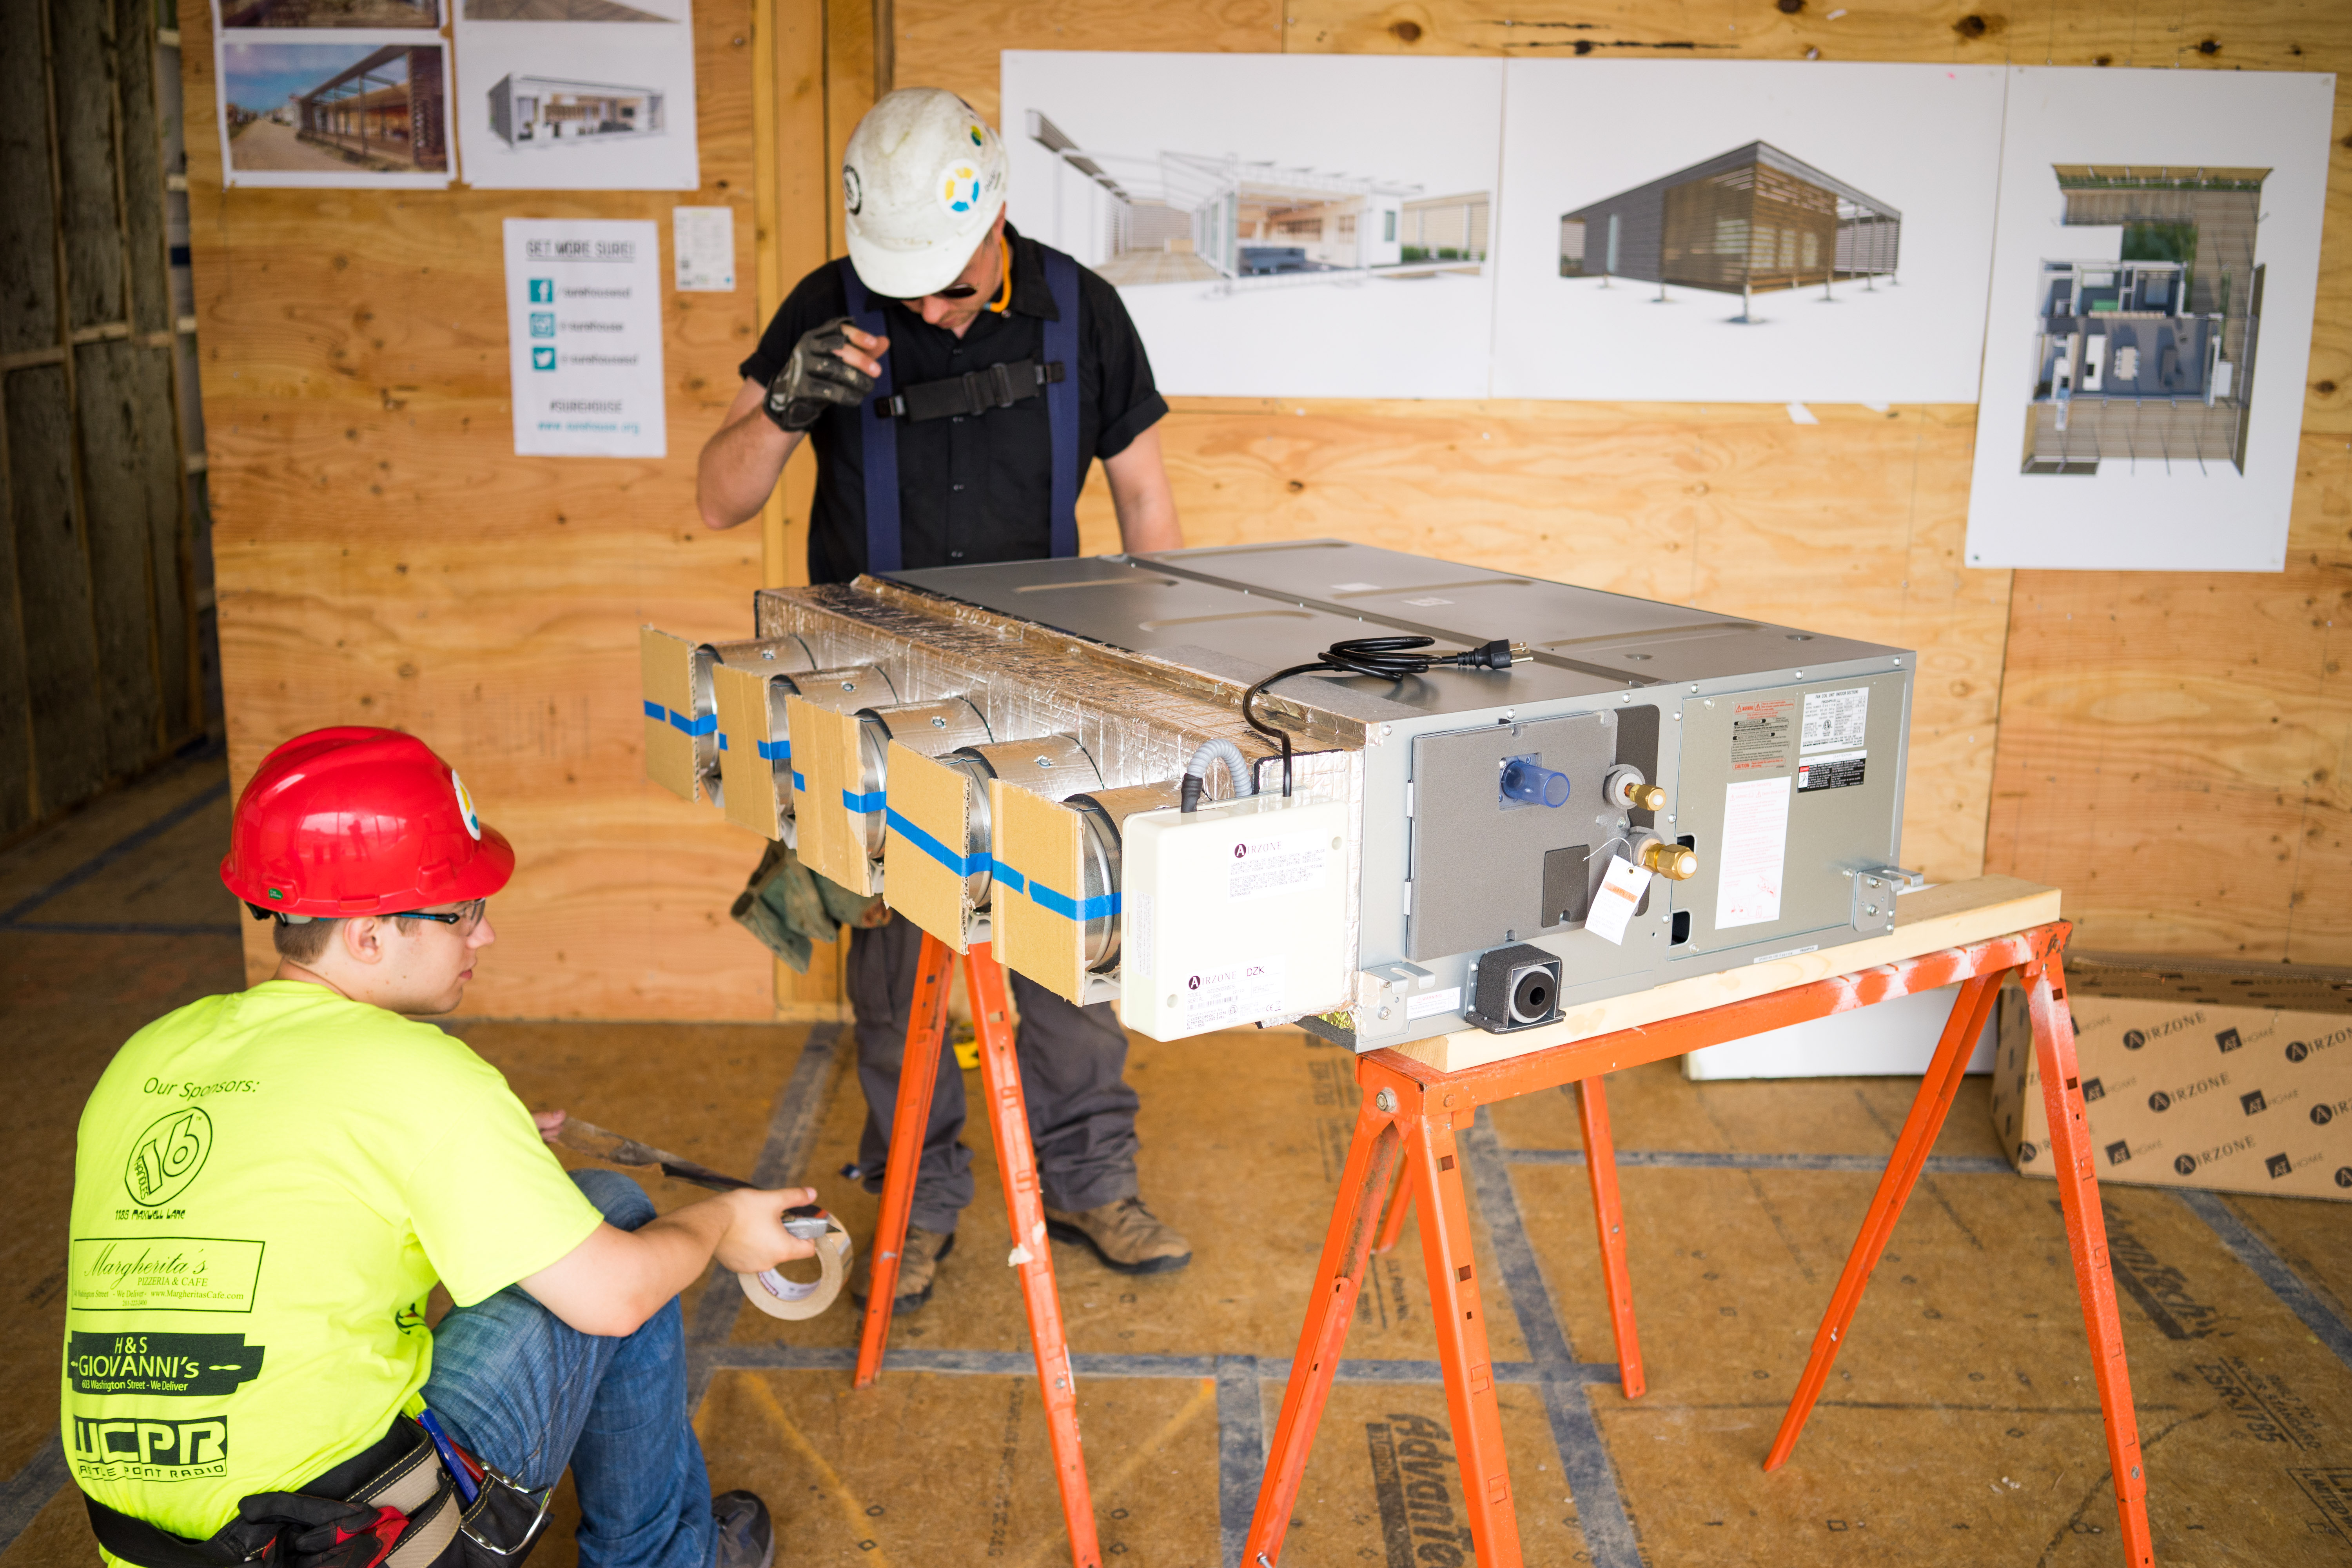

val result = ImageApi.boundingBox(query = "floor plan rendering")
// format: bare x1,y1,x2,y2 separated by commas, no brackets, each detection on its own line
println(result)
2022,165,2267,475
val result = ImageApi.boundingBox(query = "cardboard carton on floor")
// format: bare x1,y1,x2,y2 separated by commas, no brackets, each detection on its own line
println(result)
1991,957,2352,1202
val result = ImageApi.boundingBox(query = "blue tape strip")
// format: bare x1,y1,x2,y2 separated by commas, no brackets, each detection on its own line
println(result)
641,700,717,737
758,740,789,761
717,733,729,751
990,859,1025,895
791,771,807,793
885,808,984,877
1000,867,1118,922
842,788,886,815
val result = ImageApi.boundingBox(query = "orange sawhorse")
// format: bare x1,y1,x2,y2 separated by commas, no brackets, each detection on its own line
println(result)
852,935,1099,1568
1243,921,2154,1568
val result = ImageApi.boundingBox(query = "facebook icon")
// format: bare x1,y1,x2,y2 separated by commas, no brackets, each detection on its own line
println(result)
528,279,554,303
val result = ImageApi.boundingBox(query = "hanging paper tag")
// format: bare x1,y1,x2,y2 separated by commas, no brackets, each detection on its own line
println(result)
1585,855,1651,946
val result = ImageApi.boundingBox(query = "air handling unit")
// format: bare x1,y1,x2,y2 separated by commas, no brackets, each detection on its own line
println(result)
642,542,1915,1049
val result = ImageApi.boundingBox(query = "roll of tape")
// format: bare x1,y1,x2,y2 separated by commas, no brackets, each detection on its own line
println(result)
737,1221,853,1321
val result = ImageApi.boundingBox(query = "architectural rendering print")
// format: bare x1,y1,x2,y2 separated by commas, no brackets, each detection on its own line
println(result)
487,74,667,148
2021,165,2266,475
1558,141,1901,318
1025,111,1488,290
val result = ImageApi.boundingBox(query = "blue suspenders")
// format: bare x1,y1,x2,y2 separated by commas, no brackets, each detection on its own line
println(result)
837,244,1083,573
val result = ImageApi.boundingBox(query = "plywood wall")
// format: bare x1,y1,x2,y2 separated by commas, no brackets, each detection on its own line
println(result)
189,0,2352,1025
185,0,799,1018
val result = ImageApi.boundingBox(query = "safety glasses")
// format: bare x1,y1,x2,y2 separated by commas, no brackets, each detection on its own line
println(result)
393,898,488,935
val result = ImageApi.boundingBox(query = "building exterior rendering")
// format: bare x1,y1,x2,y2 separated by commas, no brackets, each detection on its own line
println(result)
487,74,666,148
296,45,448,172
2022,166,2267,475
1559,141,1899,296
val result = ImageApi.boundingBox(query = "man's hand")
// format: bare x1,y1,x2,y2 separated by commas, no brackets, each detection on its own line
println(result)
764,318,889,432
534,1109,565,1144
523,1184,822,1337
713,1187,822,1276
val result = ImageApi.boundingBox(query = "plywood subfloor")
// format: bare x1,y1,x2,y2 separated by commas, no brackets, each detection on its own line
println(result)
5,762,2351,1566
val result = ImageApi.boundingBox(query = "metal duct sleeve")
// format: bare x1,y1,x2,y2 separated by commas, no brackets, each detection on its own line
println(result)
704,634,819,676
947,735,1105,909
792,664,897,714
854,698,993,858
1065,781,1184,974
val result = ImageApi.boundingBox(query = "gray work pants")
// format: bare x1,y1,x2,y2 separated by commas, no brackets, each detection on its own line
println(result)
847,913,1141,1234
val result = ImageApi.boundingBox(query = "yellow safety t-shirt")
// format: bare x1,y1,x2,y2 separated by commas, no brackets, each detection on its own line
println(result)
61,981,604,1547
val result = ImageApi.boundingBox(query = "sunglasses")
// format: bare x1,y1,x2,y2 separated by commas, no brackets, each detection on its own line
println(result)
392,898,488,935
890,281,980,302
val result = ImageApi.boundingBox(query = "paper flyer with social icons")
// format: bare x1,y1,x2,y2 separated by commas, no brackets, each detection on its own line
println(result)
503,218,666,458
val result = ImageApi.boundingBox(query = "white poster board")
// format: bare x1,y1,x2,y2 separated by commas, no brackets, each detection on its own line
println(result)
212,0,455,191
1963,67,2334,572
1001,51,1505,401
453,0,700,192
503,218,666,457
1490,61,2007,404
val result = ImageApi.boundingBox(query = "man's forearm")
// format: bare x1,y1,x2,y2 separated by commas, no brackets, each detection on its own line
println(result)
609,1200,732,1323
697,406,800,530
1105,426,1183,554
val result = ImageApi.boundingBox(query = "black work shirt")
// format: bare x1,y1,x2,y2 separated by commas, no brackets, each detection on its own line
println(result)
738,224,1168,585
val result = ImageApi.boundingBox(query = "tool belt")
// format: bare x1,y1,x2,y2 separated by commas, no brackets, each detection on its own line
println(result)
880,358,1065,422
83,1416,549,1568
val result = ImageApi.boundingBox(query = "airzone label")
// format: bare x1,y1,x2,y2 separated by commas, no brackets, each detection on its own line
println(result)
1226,833,1330,902
69,1416,229,1483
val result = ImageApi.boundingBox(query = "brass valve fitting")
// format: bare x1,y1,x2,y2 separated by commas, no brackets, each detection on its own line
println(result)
1640,839,1699,881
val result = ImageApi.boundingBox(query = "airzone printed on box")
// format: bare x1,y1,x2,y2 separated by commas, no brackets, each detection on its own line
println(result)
1991,961,2352,1202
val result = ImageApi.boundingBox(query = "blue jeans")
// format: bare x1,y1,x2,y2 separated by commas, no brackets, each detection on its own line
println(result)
423,1170,714,1568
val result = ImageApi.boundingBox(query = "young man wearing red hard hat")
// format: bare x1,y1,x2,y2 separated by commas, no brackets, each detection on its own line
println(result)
62,728,807,1568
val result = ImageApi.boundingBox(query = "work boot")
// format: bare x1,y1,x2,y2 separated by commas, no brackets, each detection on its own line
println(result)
712,1490,774,1568
848,1225,956,1312
1044,1196,1192,1276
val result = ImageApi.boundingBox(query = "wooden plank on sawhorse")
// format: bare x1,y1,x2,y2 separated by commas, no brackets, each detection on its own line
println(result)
1246,905,2155,1568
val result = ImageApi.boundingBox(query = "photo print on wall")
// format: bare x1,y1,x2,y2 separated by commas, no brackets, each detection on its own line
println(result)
1001,51,1506,400
213,29,455,188
1490,60,2009,405
452,0,700,191
1964,67,2334,572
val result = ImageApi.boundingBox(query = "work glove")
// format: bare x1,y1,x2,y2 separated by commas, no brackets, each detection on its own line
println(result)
762,316,874,432
731,840,890,971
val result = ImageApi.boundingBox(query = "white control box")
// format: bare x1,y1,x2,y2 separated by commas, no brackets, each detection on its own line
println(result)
1118,796,1352,1042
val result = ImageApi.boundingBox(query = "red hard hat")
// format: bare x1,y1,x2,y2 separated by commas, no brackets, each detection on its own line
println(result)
221,727,515,917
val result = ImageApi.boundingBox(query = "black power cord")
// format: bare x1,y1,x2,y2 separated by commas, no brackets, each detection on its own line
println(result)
1242,635,1519,797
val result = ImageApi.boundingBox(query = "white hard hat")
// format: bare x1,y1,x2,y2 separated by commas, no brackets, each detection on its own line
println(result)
842,89,1008,299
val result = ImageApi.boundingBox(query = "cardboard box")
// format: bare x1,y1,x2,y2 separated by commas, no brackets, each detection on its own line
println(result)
1991,958,2352,1201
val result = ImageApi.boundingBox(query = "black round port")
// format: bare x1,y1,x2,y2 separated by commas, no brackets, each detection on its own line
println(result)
1511,967,1554,1022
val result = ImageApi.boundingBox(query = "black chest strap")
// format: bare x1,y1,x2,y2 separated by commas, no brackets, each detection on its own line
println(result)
883,358,1066,423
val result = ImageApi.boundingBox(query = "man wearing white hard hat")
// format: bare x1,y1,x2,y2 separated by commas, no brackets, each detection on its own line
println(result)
696,89,1190,1312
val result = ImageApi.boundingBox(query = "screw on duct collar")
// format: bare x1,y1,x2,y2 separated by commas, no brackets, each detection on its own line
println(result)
1374,1088,1396,1113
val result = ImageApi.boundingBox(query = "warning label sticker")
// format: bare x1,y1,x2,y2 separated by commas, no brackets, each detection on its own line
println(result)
1227,832,1331,902
1796,749,1867,793
1728,697,1796,772
1801,686,1869,754
1181,957,1288,1032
